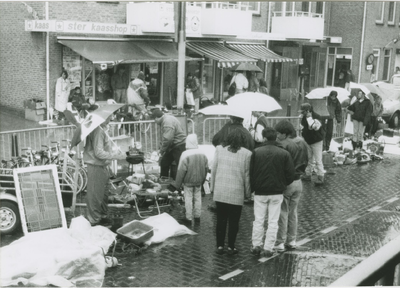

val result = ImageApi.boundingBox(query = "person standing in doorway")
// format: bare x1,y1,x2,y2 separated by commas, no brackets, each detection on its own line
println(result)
299,103,325,185
250,127,295,258
152,109,186,179
273,120,308,252
55,70,71,118
211,129,252,255
187,72,203,113
111,66,128,103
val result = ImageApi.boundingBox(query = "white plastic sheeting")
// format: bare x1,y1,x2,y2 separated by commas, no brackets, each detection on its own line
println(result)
142,213,197,245
0,216,116,287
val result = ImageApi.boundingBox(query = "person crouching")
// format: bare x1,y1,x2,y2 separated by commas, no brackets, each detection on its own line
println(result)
174,134,209,224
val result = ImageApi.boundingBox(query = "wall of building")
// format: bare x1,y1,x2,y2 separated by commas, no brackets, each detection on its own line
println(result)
251,2,269,32
327,1,364,82
362,1,400,83
0,2,46,114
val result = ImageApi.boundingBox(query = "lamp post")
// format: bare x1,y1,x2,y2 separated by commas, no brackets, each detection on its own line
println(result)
174,2,186,112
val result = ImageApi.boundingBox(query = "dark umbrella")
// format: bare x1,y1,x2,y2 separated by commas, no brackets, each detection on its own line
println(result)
230,63,263,72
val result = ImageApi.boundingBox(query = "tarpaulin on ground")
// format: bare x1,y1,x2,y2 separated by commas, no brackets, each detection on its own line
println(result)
141,213,197,245
0,216,116,287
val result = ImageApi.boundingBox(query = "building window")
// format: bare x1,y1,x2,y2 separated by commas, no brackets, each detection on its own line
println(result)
383,49,392,81
316,2,323,14
388,2,396,25
227,2,260,14
301,2,310,13
372,48,381,81
376,2,385,24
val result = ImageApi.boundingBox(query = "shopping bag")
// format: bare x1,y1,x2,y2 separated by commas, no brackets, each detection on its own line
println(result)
185,90,195,106
228,82,236,96
344,114,353,134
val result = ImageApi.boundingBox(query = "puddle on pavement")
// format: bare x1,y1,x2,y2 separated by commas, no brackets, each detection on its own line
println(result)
151,235,190,252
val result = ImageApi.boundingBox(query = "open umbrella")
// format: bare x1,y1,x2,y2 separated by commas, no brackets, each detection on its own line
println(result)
305,87,350,103
71,103,125,147
349,82,371,95
230,63,262,72
198,104,248,119
226,92,282,114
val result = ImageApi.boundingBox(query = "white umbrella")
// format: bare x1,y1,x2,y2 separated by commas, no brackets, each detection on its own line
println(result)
305,87,350,103
198,104,248,119
226,92,282,113
349,82,371,95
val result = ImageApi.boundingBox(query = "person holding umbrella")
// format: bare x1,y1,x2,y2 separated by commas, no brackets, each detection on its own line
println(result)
230,70,248,94
83,111,127,226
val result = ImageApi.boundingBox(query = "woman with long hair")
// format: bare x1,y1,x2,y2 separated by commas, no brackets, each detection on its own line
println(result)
210,129,252,255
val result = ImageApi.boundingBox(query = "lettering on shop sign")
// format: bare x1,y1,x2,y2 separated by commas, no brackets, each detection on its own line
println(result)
25,20,138,35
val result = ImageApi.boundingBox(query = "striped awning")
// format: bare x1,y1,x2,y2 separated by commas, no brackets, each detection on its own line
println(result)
186,42,257,68
226,43,295,63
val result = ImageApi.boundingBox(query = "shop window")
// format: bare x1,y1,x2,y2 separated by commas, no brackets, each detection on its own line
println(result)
282,48,298,89
203,58,215,96
317,52,326,87
62,47,82,92
128,63,161,105
388,2,396,25
327,54,335,86
83,59,93,100
383,49,392,81
376,2,385,24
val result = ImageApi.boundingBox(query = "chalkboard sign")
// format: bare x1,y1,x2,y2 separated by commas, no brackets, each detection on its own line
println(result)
13,165,67,235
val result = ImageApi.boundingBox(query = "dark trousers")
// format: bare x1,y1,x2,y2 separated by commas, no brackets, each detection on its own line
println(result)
215,201,242,249
323,119,334,151
160,143,186,179
369,116,379,136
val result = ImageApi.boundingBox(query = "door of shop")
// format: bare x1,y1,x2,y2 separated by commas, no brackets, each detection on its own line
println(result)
303,46,326,93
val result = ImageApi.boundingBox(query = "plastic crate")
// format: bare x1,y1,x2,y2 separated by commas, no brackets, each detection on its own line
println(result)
116,220,154,245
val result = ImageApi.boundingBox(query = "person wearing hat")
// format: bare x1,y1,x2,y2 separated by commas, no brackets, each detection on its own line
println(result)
152,109,187,179
299,103,325,185
323,90,342,151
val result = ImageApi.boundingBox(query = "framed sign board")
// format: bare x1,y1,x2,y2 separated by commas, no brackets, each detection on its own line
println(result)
13,165,67,235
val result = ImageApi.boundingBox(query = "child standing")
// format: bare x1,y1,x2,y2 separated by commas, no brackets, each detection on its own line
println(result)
174,134,209,223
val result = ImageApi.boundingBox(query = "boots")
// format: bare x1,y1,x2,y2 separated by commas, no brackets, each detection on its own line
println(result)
358,141,363,150
314,175,324,185
351,141,357,150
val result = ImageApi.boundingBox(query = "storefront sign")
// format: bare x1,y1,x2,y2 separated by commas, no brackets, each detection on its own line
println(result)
25,20,138,35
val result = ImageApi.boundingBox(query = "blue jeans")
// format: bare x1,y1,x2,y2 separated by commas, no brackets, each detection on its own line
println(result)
276,179,302,245
305,140,325,177
183,185,202,220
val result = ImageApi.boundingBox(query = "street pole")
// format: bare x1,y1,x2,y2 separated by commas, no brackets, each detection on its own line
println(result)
46,2,50,120
175,2,186,112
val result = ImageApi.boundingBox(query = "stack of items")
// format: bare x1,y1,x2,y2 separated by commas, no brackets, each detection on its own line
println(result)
332,138,385,166
24,99,46,121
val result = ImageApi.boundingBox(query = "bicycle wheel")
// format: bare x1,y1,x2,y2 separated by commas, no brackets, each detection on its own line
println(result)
79,166,88,192
59,165,84,193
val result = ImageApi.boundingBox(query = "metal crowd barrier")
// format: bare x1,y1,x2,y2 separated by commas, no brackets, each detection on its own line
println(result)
329,235,400,286
0,125,76,161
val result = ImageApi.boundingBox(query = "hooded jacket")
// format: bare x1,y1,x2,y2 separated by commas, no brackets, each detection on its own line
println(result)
174,134,208,188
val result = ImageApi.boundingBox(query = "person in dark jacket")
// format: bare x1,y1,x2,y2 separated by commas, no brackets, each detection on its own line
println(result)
250,127,295,258
250,111,269,148
212,116,255,151
299,103,325,185
274,120,308,251
323,91,342,151
153,109,186,179
347,90,373,150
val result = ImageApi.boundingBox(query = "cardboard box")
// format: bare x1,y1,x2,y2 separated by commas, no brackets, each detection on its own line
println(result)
25,108,45,122
24,99,46,110
383,128,395,137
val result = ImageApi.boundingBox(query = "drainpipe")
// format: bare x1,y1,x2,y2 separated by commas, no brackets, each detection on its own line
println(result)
265,2,272,82
358,2,367,83
45,2,50,120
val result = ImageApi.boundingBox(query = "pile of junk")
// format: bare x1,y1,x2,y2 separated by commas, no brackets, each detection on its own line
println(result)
327,137,386,166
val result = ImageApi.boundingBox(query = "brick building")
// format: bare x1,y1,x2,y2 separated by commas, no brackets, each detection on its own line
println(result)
1,1,399,116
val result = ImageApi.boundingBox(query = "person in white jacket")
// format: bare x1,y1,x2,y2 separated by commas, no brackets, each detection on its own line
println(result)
55,70,70,116
174,134,208,224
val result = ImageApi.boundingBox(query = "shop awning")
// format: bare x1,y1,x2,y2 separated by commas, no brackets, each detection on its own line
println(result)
226,43,294,63
186,42,257,68
58,39,202,64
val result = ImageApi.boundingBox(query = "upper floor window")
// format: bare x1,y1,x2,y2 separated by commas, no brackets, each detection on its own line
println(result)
301,2,310,12
189,2,260,14
376,2,385,24
229,2,261,14
316,2,323,14
388,2,396,25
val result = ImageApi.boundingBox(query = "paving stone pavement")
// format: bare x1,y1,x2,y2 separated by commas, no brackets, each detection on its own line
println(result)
1,150,400,286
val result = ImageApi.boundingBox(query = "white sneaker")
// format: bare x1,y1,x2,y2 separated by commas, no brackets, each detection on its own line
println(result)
273,243,285,252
